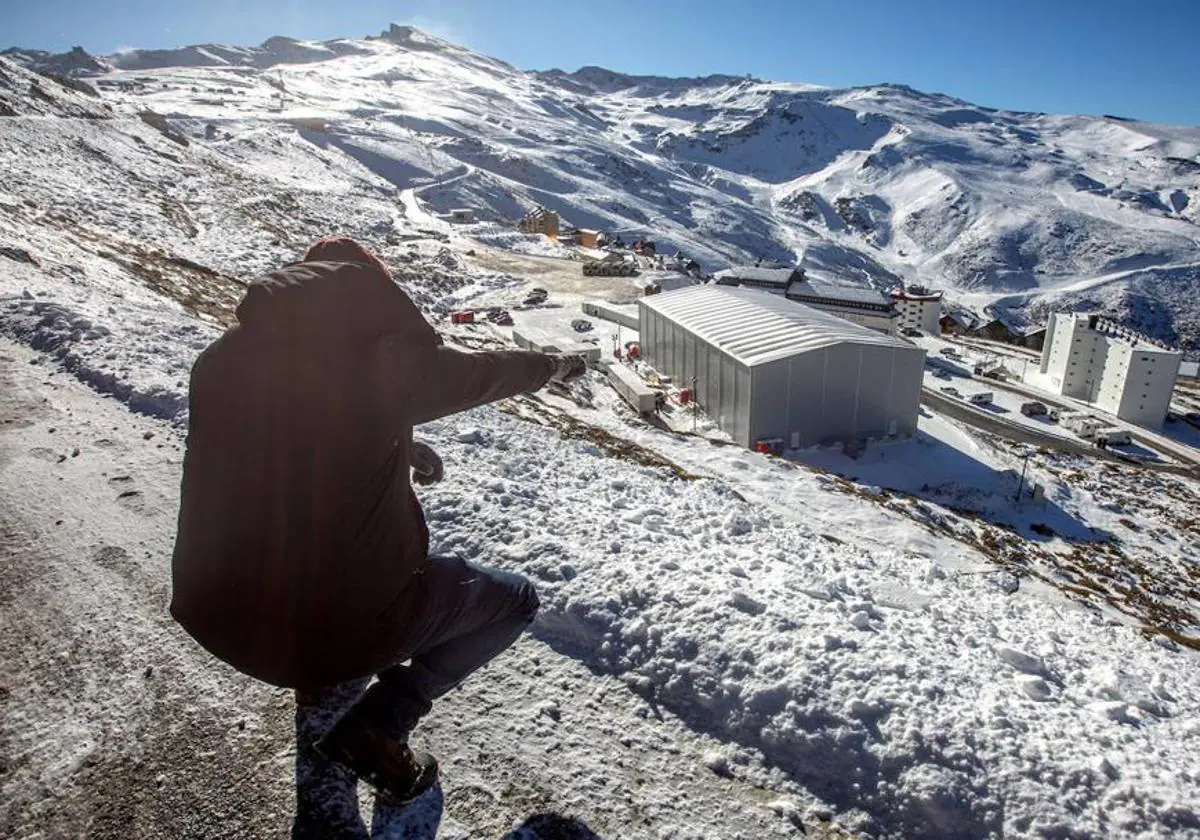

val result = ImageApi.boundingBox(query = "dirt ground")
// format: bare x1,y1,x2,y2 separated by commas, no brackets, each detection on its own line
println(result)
0,344,297,840
463,248,646,304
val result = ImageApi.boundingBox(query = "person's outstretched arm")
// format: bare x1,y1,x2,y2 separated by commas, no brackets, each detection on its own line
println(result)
409,345,557,425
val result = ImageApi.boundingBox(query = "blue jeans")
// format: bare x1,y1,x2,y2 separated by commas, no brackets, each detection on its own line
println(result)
292,556,540,839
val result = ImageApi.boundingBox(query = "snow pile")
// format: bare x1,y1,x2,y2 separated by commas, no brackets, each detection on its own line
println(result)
412,407,1200,838
0,291,209,423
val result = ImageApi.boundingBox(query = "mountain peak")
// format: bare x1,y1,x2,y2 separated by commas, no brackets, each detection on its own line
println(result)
0,44,109,77
374,23,452,51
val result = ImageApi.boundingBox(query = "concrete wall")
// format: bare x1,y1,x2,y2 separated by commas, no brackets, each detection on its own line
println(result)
1042,314,1105,399
585,301,639,331
512,326,601,362
1113,350,1181,427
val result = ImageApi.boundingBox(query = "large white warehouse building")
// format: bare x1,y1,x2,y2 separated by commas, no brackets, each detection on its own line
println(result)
1040,313,1182,427
638,285,926,449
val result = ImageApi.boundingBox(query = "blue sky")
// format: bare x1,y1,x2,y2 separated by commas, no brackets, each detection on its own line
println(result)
4,0,1198,125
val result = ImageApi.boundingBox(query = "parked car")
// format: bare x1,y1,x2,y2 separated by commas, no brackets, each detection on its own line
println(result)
1095,427,1131,446
523,287,549,306
939,386,961,397
902,328,923,337
1020,401,1048,417
968,392,993,406
571,318,593,333
484,308,514,326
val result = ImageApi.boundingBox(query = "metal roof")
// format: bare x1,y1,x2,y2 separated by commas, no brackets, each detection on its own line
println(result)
786,270,892,306
639,285,918,367
712,266,798,286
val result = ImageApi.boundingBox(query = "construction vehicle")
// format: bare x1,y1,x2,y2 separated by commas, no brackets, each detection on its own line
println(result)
582,253,640,277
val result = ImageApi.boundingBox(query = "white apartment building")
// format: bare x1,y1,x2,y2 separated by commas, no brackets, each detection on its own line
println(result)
890,286,943,333
1039,313,1182,427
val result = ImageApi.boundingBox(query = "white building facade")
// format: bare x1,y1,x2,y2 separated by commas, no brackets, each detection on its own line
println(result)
638,285,925,449
890,286,943,333
1039,313,1182,427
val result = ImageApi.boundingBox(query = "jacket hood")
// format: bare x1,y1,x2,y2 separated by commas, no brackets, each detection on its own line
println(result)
235,260,438,348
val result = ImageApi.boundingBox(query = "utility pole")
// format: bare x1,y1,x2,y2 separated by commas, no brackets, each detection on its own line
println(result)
691,375,698,433
1014,452,1031,503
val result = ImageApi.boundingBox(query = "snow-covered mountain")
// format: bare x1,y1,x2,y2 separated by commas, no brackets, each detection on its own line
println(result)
7,23,1200,351
3,27,1200,840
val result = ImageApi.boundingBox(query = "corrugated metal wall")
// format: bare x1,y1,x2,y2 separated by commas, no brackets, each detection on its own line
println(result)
639,304,753,446
749,344,924,447
638,301,923,449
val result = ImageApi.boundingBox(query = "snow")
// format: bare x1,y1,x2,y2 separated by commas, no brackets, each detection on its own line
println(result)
11,21,1197,348
2,32,1200,840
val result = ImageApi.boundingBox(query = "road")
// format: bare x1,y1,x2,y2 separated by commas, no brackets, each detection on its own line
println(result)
920,388,1198,477
937,336,1200,470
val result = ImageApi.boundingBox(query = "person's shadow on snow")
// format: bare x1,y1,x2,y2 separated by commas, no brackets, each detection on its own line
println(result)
501,813,604,839
370,784,603,839
369,782,444,839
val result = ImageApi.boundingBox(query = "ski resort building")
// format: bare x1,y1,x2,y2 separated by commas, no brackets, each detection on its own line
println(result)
784,273,898,334
1020,325,1048,352
518,207,559,239
638,285,925,449
713,265,898,333
890,286,943,333
713,265,801,293
1039,313,1183,427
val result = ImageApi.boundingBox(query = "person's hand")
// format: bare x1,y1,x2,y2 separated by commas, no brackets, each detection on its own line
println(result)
410,440,444,486
550,354,587,383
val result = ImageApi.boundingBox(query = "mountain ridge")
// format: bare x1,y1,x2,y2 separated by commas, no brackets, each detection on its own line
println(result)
4,27,1199,352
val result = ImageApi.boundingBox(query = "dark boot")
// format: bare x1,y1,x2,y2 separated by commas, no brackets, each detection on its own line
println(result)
315,709,439,806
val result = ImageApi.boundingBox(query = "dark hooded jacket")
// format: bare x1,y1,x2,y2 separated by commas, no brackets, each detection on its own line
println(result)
170,259,555,688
